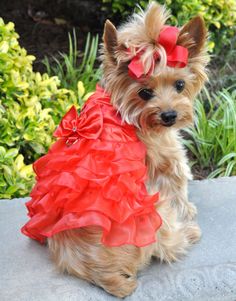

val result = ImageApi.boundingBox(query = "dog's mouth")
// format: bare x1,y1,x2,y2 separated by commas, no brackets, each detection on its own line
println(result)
161,120,176,127
139,111,177,130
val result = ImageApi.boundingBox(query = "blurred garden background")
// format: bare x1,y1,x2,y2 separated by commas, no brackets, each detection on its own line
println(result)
0,0,236,198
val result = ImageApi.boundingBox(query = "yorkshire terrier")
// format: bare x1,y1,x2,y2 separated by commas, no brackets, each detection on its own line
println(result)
22,2,208,298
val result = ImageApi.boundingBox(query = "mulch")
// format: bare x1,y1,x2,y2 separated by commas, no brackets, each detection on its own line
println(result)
0,0,108,72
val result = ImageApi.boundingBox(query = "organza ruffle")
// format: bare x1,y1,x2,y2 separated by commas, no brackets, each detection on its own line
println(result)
21,85,162,247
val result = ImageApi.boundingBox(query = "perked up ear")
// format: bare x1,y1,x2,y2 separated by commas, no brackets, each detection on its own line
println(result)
177,16,207,58
103,20,118,61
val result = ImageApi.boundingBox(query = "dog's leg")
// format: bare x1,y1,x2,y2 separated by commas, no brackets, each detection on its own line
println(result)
156,157,197,221
144,131,198,221
153,202,201,262
144,134,201,261
48,227,153,298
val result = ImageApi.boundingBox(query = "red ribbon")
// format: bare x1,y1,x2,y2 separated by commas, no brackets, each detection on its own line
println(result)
53,105,103,146
128,26,188,80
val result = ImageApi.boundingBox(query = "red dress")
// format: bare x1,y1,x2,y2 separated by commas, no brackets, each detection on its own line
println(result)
21,85,162,247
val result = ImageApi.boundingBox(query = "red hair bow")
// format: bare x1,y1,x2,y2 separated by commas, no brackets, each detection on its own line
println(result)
128,26,188,80
54,105,103,145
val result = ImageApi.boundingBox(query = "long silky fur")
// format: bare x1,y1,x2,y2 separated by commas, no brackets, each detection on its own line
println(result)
48,2,208,298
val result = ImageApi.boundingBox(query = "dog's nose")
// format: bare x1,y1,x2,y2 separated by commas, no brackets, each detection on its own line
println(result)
161,111,177,125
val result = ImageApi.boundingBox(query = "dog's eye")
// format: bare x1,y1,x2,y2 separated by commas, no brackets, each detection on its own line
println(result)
175,80,185,93
138,89,154,101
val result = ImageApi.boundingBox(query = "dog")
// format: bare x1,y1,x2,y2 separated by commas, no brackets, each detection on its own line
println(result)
21,2,208,298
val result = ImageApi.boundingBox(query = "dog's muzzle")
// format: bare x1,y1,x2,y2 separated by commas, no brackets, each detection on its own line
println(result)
160,110,177,127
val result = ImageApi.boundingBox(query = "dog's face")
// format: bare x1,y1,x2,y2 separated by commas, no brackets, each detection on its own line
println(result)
101,2,208,133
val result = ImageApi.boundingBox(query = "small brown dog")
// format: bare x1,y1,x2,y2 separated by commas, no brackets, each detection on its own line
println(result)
25,2,209,298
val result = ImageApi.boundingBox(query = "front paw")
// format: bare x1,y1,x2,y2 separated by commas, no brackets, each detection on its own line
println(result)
101,272,137,298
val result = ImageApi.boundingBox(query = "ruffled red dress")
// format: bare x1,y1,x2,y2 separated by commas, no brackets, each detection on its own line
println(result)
21,85,162,247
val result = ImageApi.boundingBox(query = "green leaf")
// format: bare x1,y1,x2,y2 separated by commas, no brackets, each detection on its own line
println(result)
218,153,236,166
23,132,35,141
208,168,225,179
5,148,19,159
0,146,6,159
29,142,46,154
2,164,13,176
224,161,236,177
6,185,19,194
0,41,9,53
3,170,14,185
0,175,7,187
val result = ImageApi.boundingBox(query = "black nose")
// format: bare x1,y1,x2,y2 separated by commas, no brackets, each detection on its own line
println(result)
161,111,177,125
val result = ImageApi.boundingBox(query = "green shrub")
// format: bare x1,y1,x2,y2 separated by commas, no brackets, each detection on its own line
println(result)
102,0,236,52
0,147,34,198
184,88,236,178
0,19,80,198
0,18,100,199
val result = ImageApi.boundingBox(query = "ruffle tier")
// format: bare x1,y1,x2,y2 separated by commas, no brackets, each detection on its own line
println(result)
21,86,162,247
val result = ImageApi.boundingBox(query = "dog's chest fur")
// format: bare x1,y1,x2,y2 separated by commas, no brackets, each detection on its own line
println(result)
138,129,192,197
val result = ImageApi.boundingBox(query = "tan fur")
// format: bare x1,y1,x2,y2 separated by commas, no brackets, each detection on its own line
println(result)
48,2,209,298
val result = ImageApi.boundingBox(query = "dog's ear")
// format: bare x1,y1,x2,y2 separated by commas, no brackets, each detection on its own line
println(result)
103,20,118,61
177,16,207,58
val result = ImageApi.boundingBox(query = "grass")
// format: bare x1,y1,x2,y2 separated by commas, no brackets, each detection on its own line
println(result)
184,87,236,178
43,30,101,101
184,38,236,178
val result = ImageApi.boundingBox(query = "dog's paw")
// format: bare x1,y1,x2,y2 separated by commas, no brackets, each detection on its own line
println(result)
102,272,137,298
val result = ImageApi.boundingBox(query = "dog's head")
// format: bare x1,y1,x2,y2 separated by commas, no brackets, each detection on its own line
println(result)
100,2,208,133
